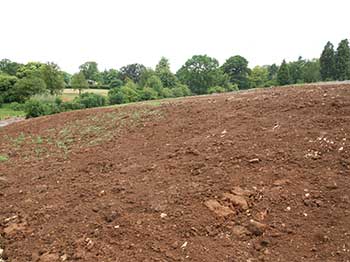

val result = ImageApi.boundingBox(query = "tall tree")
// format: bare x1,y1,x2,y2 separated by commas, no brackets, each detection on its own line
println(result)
335,39,350,80
119,63,146,83
155,57,178,88
71,72,88,94
176,55,223,94
41,62,65,95
221,55,250,89
288,56,305,84
277,59,290,86
248,66,269,88
0,59,22,76
320,41,336,81
302,59,321,83
79,61,100,82
12,76,46,102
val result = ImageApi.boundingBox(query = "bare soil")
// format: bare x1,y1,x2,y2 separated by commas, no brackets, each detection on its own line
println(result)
0,84,350,262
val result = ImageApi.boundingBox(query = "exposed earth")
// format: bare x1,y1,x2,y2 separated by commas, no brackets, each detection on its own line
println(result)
0,84,350,261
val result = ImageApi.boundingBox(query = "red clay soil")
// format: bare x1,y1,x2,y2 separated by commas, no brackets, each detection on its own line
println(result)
1,84,350,262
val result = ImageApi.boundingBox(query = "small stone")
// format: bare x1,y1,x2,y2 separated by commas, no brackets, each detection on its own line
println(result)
247,220,267,236
60,254,68,261
204,200,234,217
222,193,249,210
160,213,167,218
273,179,290,187
231,225,250,238
231,186,254,196
39,252,59,262
249,158,260,163
181,241,188,248
325,182,338,190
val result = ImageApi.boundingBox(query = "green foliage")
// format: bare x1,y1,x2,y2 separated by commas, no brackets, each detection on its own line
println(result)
0,155,8,162
41,62,65,95
100,69,121,88
0,74,18,103
8,102,24,111
140,87,158,100
145,74,163,94
108,80,140,104
221,55,250,89
177,55,223,94
24,98,60,118
0,59,21,76
16,62,44,78
208,86,226,94
73,93,107,108
248,66,269,88
119,63,146,83
12,76,47,103
79,61,100,82
277,60,290,86
302,59,321,83
320,41,336,81
155,57,178,88
288,57,305,84
335,39,350,80
110,79,123,88
160,87,174,98
71,72,88,94
171,84,191,97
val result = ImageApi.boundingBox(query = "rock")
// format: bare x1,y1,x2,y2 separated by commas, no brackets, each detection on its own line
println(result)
231,186,254,196
4,222,26,236
247,220,267,236
39,252,60,262
249,158,260,163
0,248,3,256
231,225,250,238
60,254,68,261
273,179,290,187
222,193,249,210
204,200,234,217
325,182,338,190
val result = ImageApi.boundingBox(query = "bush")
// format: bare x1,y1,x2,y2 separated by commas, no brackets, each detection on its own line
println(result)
8,102,25,111
73,92,107,108
60,101,85,111
108,88,124,105
140,87,158,101
160,87,174,98
208,86,226,94
24,100,51,118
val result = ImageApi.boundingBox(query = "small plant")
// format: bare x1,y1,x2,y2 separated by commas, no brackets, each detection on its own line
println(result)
0,155,9,162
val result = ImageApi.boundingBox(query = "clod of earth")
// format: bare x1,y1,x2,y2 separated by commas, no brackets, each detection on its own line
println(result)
204,199,234,217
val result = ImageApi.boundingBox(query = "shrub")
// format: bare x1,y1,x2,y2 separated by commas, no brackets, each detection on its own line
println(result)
140,87,158,100
73,92,106,108
24,100,51,118
160,88,174,98
60,101,85,111
8,102,25,111
208,86,226,94
108,88,124,105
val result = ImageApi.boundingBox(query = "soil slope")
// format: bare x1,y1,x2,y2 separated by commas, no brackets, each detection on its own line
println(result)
1,84,350,262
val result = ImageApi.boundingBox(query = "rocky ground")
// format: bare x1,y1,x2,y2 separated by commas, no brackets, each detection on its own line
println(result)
0,84,350,261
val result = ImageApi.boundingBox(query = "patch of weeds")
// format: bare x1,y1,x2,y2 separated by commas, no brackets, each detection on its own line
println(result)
0,155,9,162
11,132,26,146
32,136,43,144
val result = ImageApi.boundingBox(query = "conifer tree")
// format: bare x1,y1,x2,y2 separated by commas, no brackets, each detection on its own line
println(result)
277,59,290,85
335,39,350,80
320,41,336,81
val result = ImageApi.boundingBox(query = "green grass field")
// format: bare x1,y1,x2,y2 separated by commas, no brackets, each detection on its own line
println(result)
61,89,109,102
0,104,25,120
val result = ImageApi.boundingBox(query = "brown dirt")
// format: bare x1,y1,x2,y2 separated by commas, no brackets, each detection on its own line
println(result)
1,84,350,262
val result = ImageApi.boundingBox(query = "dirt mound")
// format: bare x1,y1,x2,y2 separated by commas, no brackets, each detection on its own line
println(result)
1,84,350,261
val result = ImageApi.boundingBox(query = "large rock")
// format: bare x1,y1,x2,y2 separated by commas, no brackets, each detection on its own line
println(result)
247,220,267,236
222,193,249,210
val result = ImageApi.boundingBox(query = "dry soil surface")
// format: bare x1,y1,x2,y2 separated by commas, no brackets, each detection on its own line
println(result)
0,84,350,262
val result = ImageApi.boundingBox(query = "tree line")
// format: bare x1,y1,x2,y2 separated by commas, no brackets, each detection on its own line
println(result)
0,38,349,117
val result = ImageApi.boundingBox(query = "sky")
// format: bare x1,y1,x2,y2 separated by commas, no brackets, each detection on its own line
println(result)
1,0,349,73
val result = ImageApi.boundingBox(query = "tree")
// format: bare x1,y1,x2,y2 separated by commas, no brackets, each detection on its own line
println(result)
277,60,290,86
288,57,305,84
145,74,163,94
71,72,88,94
79,61,100,82
155,57,178,88
176,55,223,94
248,66,269,88
41,62,65,95
16,62,44,78
266,64,279,86
335,39,350,80
221,55,250,89
12,76,46,102
100,69,120,87
0,59,21,76
119,63,146,83
0,74,18,103
302,59,321,83
320,41,336,81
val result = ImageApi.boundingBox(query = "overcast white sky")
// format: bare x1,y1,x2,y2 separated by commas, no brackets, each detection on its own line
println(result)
1,0,349,73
